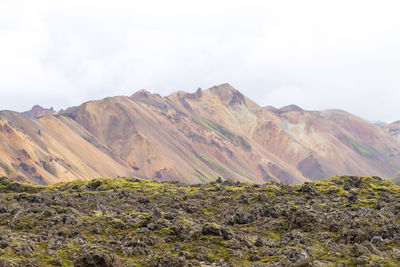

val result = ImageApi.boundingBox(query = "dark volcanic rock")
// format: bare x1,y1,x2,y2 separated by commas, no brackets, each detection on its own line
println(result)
235,210,255,224
0,206,7,213
0,175,399,266
143,253,187,267
74,250,121,267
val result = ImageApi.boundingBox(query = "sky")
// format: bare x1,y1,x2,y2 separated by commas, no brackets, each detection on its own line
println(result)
1,0,400,122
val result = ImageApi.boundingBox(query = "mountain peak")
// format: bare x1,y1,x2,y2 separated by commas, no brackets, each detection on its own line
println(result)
207,83,237,94
206,83,247,106
129,89,153,99
279,104,303,112
22,105,56,119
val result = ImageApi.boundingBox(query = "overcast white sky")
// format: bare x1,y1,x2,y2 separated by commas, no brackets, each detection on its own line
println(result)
1,0,400,122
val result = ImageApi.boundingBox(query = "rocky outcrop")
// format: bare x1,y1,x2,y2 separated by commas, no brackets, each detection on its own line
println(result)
22,105,56,119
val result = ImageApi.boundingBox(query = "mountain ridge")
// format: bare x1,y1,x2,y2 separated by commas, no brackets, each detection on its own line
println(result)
22,105,56,119
2,83,400,184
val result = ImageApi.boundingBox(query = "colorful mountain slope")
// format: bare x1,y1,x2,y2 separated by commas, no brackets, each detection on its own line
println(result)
1,83,400,184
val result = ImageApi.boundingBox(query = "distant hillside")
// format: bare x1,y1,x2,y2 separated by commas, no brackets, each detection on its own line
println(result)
390,171,400,184
2,83,400,184
0,175,399,266
383,120,400,140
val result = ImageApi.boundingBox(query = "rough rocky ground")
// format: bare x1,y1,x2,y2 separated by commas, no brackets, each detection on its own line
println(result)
0,175,400,266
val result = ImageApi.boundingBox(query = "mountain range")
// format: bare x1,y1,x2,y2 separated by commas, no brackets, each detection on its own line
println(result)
1,83,400,185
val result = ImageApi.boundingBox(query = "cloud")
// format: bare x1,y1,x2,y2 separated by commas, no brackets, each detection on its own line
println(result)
0,0,400,122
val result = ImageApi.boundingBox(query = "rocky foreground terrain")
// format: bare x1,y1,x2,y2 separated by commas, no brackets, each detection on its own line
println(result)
0,175,400,266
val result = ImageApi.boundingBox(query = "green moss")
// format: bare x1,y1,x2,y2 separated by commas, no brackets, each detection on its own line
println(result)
314,184,348,197
0,160,14,176
205,119,235,142
207,243,230,262
266,231,280,241
2,175,400,266
233,168,251,179
62,260,74,266
237,135,251,151
264,183,281,193
154,227,175,236
191,156,218,182
196,118,251,151
192,171,207,183
225,164,253,182
356,198,377,207
198,153,225,172
345,136,371,156
225,186,245,192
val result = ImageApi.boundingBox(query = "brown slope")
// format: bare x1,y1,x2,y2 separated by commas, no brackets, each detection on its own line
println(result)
0,111,133,184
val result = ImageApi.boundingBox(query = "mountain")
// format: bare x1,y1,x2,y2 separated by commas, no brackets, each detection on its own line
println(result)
22,105,56,118
383,120,400,140
2,83,400,184
0,111,133,184
380,121,400,184
1,175,400,266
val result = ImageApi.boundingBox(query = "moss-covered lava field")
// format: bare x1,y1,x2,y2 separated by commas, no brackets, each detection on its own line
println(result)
0,176,400,266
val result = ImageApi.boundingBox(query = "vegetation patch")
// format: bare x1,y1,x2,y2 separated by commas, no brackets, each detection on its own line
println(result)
196,118,252,151
198,153,225,172
0,160,14,176
345,136,371,156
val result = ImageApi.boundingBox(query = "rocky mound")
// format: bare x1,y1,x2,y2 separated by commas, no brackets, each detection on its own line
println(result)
0,175,400,266
22,105,56,119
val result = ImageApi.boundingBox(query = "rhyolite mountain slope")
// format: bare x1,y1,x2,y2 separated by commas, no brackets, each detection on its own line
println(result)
2,83,400,184
0,111,133,184
379,121,400,183
383,120,400,140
